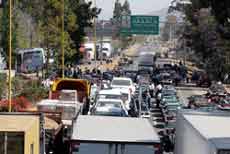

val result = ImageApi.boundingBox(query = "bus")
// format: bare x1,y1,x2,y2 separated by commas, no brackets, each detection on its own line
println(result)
16,48,45,73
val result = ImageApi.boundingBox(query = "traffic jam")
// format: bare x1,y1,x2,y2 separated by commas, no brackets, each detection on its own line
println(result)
2,44,230,154
65,44,230,154
31,42,230,154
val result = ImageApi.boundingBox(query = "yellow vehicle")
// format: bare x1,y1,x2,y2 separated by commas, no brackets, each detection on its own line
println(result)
50,78,91,115
0,113,43,154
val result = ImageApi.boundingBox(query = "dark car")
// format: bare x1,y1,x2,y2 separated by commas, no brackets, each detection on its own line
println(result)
102,71,114,81
187,95,210,108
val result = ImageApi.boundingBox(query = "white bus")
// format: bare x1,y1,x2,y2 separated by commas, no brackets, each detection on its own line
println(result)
16,48,45,73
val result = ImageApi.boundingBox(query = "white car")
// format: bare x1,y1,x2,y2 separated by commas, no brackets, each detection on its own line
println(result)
90,99,128,116
111,77,136,94
96,89,122,101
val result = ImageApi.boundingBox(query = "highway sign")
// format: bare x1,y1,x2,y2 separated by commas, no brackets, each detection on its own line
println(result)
121,15,159,35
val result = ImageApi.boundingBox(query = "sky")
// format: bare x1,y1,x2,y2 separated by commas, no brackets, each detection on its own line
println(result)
95,0,172,20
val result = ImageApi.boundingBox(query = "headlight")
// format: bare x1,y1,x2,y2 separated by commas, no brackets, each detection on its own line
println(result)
177,106,181,110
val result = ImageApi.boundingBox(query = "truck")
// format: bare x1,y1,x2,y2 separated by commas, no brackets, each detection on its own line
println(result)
175,110,230,154
101,42,113,59
36,79,91,153
84,43,95,61
50,78,91,115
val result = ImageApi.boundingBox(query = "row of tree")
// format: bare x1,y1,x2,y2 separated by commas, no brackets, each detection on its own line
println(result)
112,0,132,49
178,0,230,80
0,0,100,67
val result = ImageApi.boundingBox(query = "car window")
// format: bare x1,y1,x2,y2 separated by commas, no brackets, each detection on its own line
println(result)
112,79,131,86
97,101,122,108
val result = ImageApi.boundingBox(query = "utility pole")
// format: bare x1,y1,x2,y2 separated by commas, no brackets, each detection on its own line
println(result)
8,0,12,112
100,20,104,64
93,0,97,68
61,0,65,78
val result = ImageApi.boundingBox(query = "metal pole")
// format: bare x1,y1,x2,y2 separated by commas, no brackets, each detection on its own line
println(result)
4,132,7,154
138,86,142,117
93,0,97,68
100,20,103,64
8,0,12,112
61,0,65,78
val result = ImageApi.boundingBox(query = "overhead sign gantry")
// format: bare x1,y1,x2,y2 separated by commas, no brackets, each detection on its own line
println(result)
121,15,160,35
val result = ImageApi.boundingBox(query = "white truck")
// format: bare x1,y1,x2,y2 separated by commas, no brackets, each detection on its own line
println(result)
175,110,230,154
84,43,95,60
101,43,113,58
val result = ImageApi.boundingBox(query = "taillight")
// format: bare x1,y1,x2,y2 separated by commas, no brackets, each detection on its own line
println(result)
153,144,161,154
71,142,80,153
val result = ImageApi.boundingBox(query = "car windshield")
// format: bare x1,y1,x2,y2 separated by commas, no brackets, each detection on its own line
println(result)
112,79,131,86
163,96,178,102
102,48,109,51
167,105,180,110
59,91,76,101
98,94,121,100
23,51,43,71
85,48,92,51
162,90,176,96
97,101,122,108
94,111,124,117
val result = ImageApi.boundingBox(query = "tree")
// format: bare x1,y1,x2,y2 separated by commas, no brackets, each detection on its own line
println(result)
122,0,131,15
181,0,230,80
0,2,18,67
0,0,101,68
67,0,101,64
113,0,122,26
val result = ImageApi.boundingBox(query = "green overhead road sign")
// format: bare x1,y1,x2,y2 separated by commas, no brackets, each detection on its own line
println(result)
121,15,159,35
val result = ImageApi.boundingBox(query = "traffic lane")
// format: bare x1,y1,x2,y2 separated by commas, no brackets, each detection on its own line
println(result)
176,86,207,106
79,57,120,72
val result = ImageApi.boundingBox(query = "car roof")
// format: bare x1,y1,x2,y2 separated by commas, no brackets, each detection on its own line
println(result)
97,99,123,103
37,99,79,107
99,89,121,95
112,77,132,81
181,111,230,149
71,115,160,144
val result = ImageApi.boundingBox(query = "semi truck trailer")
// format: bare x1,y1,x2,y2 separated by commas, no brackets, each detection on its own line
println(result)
175,110,230,154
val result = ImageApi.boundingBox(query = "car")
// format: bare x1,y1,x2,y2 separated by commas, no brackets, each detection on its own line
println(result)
90,99,128,117
218,98,230,110
161,95,182,122
187,95,210,109
208,82,227,95
123,70,138,82
102,71,114,81
96,89,122,101
158,73,173,85
162,87,177,97
111,77,136,94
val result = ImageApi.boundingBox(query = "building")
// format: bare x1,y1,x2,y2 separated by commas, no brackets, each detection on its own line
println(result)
0,113,44,154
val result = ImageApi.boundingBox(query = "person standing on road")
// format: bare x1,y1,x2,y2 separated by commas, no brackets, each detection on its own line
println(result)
156,83,162,108
65,64,73,77
149,82,155,98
